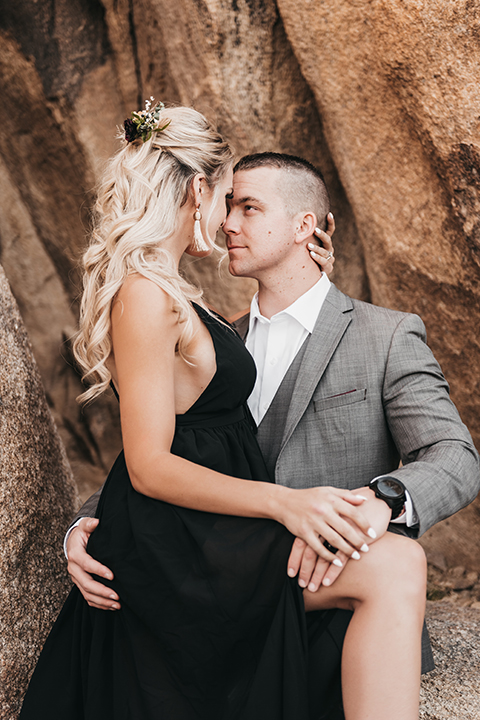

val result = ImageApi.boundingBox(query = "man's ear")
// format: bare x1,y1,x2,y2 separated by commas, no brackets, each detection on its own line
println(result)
293,211,317,245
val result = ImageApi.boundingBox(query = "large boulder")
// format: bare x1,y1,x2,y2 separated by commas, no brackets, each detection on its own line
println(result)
0,265,78,719
0,0,367,500
0,1,478,560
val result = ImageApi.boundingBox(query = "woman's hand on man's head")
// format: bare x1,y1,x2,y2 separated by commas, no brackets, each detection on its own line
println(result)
308,212,335,276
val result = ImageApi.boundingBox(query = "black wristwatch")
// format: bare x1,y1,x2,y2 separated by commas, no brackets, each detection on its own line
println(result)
369,477,406,520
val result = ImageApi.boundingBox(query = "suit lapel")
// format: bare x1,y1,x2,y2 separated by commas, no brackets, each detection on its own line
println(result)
280,285,353,449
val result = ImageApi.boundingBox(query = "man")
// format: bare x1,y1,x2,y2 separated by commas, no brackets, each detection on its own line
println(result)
66,152,479,713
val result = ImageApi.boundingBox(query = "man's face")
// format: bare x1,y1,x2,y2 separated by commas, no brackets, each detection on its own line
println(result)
223,167,297,279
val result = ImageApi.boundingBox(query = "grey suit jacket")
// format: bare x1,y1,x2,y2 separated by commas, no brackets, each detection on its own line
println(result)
234,284,480,538
74,284,479,537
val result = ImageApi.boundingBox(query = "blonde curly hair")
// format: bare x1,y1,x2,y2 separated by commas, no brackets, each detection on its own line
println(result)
73,105,234,403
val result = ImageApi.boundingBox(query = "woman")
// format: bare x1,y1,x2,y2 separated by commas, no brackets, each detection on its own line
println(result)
20,103,426,720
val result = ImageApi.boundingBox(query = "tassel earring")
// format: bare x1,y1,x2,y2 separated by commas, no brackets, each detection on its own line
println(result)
192,204,210,252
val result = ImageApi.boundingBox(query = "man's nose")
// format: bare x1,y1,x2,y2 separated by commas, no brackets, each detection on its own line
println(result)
222,213,237,235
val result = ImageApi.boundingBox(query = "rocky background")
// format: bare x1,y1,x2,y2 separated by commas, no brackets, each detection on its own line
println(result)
0,0,479,716
0,265,78,717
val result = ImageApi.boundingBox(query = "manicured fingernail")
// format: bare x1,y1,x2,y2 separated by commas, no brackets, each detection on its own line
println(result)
109,593,117,600
352,551,361,560
310,250,318,258
333,558,343,568
368,528,377,539
298,578,307,588
308,582,317,592
360,544,369,552
323,577,331,586
110,604,119,610
308,242,316,249
287,567,296,577
328,212,334,219
354,495,368,501
315,227,321,234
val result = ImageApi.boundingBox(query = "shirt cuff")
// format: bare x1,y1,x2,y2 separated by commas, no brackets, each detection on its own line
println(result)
63,519,83,560
390,490,418,526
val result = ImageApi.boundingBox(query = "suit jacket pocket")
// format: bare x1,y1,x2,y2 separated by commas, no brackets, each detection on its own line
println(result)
313,388,367,412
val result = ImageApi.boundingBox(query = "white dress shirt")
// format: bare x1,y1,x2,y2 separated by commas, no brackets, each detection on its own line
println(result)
245,273,416,527
246,274,331,426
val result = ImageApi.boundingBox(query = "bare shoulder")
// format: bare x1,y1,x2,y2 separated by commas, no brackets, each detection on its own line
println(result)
115,274,173,311
113,274,180,335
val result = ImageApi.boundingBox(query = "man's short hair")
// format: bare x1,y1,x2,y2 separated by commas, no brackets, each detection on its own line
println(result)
234,152,330,230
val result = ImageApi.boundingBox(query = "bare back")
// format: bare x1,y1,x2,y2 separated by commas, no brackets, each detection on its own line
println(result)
107,274,217,416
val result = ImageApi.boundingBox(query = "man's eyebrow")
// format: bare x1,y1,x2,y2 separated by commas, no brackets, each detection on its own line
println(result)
231,195,264,206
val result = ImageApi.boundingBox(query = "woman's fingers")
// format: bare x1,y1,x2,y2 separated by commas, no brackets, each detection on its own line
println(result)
307,214,335,274
312,488,374,539
287,537,308,578
308,226,335,275
283,486,386,589
281,487,376,563
325,211,335,237
315,226,334,253
305,553,329,592
321,503,373,554
297,543,321,588
310,550,349,591
319,523,364,558
287,538,329,588
300,531,344,562
333,491,378,537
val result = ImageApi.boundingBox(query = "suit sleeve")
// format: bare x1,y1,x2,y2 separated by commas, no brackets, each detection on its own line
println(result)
381,313,480,536
69,484,104,528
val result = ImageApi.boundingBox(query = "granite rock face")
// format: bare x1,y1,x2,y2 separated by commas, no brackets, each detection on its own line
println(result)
0,0,479,674
276,0,480,570
421,603,480,719
0,265,79,719
276,0,480,446
0,0,366,503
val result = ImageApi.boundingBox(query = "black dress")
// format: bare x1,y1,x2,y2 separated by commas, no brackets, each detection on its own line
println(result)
20,305,347,720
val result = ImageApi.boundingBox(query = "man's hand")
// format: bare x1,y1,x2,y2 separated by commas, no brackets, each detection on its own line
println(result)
66,518,120,610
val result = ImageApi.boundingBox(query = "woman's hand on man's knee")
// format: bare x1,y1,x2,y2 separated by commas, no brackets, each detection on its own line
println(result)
291,487,393,591
287,537,349,592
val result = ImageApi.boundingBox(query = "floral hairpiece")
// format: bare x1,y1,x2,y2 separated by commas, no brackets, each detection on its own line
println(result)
124,97,170,143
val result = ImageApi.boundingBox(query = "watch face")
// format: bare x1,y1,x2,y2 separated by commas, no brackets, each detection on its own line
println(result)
378,479,404,499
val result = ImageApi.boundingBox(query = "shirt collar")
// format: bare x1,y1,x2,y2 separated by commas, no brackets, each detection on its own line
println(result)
248,273,331,334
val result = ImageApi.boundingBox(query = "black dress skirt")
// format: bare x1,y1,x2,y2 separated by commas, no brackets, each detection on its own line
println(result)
20,304,348,720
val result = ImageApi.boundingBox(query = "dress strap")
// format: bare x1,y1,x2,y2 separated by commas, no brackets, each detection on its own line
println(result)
110,380,119,401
